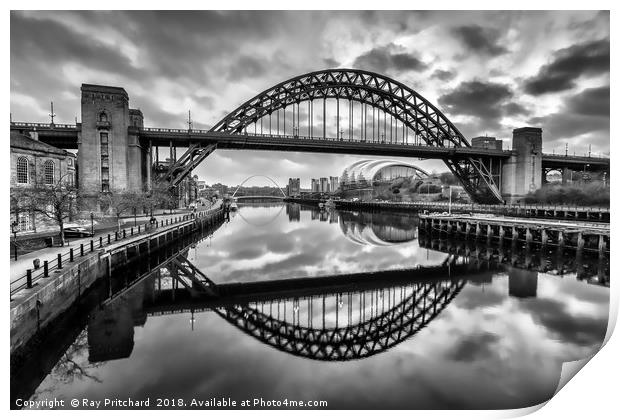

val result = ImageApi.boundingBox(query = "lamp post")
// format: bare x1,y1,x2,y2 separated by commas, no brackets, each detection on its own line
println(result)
90,212,94,236
11,220,18,261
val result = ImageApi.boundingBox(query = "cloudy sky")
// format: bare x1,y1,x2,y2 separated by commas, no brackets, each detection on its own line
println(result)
10,10,610,188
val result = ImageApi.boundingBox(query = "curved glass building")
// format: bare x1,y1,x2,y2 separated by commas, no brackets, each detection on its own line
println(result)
339,159,430,200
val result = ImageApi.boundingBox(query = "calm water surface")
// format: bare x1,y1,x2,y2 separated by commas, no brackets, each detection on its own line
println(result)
23,203,609,409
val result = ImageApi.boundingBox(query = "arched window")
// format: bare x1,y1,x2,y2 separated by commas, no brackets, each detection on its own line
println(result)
16,156,28,184
44,160,55,184
99,112,108,122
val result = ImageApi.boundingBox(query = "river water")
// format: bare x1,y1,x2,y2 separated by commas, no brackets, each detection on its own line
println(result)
18,203,610,409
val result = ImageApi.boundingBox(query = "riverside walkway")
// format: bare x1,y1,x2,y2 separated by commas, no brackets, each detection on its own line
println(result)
10,201,223,296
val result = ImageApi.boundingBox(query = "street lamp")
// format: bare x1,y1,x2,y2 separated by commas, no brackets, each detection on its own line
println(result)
90,212,94,236
11,220,18,261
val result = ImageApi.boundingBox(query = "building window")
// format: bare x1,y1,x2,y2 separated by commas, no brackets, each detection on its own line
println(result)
67,158,73,167
16,156,29,184
101,182,109,193
99,112,108,122
44,160,55,184
18,212,32,231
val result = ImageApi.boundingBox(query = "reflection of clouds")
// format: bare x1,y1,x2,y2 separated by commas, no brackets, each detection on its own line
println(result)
32,205,610,410
196,205,446,284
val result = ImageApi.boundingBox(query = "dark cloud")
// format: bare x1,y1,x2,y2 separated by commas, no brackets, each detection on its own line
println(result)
228,56,268,81
528,85,609,148
431,69,455,82
352,43,428,74
566,85,609,116
503,102,528,116
438,80,514,124
519,297,608,347
523,38,609,95
446,332,500,362
451,25,508,56
323,58,340,68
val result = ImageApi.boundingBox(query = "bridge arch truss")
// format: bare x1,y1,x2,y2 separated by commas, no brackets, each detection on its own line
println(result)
211,69,503,203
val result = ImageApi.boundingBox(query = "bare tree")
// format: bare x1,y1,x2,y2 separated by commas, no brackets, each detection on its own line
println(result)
98,189,142,231
16,173,79,245
148,180,177,215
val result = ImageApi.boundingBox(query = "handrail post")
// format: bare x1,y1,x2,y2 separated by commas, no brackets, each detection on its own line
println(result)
26,269,32,289
69,248,74,262
43,261,49,278
57,253,63,269
91,240,94,252
80,243,84,256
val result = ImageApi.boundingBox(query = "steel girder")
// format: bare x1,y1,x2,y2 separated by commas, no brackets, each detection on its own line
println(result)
212,280,465,361
210,69,503,203
164,254,465,361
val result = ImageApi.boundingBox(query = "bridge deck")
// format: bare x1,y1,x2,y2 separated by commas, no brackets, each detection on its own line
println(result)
10,122,610,167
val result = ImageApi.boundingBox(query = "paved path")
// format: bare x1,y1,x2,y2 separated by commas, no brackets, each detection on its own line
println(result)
9,203,221,283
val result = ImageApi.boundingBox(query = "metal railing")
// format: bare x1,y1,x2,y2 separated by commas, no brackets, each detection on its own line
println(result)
11,121,78,130
10,205,223,297
334,199,609,213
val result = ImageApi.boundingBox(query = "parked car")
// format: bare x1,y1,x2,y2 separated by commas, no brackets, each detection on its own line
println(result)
64,226,93,237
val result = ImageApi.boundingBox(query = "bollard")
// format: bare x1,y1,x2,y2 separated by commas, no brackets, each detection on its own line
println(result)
123,229,126,238
43,260,49,277
90,240,94,252
108,234,111,244
80,243,84,256
131,227,134,235
69,248,74,262
57,253,63,269
115,232,118,241
138,225,141,233
26,269,32,289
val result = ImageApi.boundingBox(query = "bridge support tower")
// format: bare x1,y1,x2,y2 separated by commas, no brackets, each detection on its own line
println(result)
79,84,150,212
501,127,542,203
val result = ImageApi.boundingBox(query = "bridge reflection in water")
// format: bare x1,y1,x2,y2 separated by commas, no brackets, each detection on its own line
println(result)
11,204,609,407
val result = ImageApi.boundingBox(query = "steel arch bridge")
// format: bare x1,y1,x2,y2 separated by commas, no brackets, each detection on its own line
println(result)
172,69,503,203
230,174,287,198
212,280,465,361
143,253,469,362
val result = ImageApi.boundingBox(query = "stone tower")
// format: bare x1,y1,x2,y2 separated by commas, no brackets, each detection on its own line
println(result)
79,84,148,202
501,127,543,203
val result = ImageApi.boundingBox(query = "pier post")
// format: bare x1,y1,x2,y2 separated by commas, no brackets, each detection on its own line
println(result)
598,235,607,254
57,253,62,269
558,231,565,248
525,228,533,244
69,248,74,262
541,229,548,247
512,227,519,243
43,260,48,277
577,232,585,252
26,269,32,289
475,223,481,238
